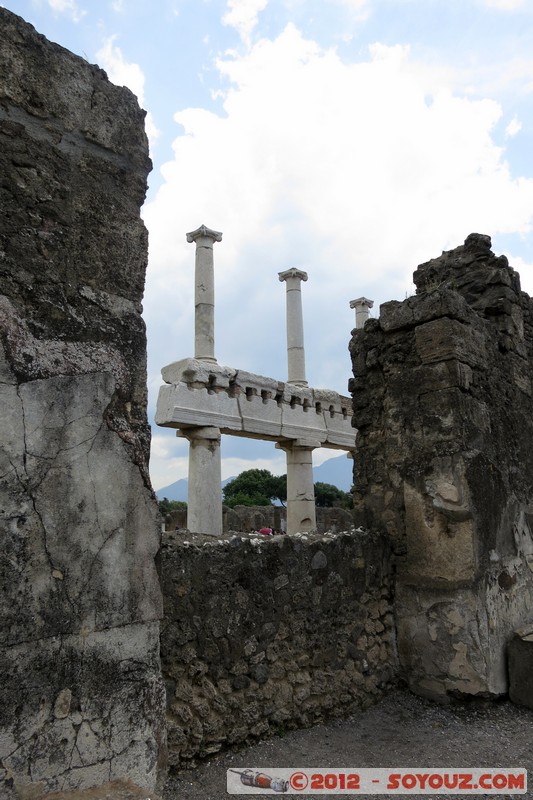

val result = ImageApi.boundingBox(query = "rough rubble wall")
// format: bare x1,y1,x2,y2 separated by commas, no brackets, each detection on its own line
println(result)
161,530,397,768
0,9,166,795
163,505,354,535
349,233,533,701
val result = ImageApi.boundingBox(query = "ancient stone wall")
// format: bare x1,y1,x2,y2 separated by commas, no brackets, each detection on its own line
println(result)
349,233,533,700
161,530,397,767
0,9,165,795
164,505,354,535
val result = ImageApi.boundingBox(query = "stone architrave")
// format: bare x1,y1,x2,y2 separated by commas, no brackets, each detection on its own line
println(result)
186,225,223,363
350,297,374,329
181,426,223,536
278,268,309,387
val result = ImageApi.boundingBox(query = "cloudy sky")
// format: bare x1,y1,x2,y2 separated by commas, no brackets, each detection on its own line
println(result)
4,0,533,490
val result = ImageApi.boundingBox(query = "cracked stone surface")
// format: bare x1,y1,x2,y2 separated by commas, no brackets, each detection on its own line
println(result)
0,7,166,796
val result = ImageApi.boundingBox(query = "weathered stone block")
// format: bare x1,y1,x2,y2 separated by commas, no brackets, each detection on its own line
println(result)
415,317,487,368
0,7,165,795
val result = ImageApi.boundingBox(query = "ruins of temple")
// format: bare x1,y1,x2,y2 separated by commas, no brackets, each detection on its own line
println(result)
155,225,357,535
2,7,533,797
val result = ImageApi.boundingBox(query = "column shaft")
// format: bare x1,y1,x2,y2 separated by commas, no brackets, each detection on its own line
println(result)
284,444,317,534
279,268,308,387
185,426,222,536
186,225,222,363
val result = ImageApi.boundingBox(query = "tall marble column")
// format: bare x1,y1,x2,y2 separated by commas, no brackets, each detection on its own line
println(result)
278,268,308,387
182,426,222,536
277,439,319,534
350,296,374,329
186,224,223,363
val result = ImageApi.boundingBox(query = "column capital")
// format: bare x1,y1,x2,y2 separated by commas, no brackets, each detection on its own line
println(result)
178,426,221,442
276,438,321,451
349,296,374,310
186,224,223,244
278,268,308,283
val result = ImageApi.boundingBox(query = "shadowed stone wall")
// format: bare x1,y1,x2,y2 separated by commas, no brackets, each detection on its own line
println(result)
349,234,533,701
161,530,397,768
0,9,166,795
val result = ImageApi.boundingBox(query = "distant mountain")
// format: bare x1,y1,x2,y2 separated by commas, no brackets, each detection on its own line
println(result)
313,454,353,491
156,477,188,502
155,455,352,500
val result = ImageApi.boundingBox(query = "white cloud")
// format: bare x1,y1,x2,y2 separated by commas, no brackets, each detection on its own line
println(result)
505,253,533,296
144,24,533,485
505,115,522,137
47,0,86,22
330,0,370,21
223,0,269,46
479,0,526,9
220,455,287,481
150,434,189,491
96,36,160,148
111,0,124,11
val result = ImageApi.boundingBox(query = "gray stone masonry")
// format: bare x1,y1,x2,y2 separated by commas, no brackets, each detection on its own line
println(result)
161,529,397,768
349,233,533,701
0,8,166,796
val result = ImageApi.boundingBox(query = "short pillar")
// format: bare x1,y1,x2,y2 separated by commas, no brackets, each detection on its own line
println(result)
350,296,374,329
277,439,319,533
278,268,308,387
182,426,222,536
186,224,223,363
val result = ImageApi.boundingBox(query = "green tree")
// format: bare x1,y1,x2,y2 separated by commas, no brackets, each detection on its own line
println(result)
223,469,286,508
158,498,187,516
314,481,352,508
271,474,287,506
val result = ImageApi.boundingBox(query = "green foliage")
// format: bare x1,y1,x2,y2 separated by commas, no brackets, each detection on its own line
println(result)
314,481,352,508
223,469,352,509
223,469,287,508
270,473,287,506
158,497,187,516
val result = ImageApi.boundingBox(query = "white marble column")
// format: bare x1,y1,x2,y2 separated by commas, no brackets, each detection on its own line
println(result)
183,426,222,536
277,438,319,534
186,224,223,363
278,268,308,387
350,296,374,329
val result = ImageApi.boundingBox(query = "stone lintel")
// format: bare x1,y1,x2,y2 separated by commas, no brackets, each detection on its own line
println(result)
186,224,223,244
278,268,308,283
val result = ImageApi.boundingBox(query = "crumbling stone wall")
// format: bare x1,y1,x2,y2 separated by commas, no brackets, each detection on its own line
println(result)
161,530,397,767
349,233,533,700
0,9,165,795
164,505,354,535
